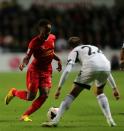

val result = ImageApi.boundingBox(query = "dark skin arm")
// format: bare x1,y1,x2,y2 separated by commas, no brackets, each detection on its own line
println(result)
53,53,62,72
19,48,33,71
19,55,30,71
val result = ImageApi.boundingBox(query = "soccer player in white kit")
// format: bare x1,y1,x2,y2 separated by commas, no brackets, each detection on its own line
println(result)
42,37,120,127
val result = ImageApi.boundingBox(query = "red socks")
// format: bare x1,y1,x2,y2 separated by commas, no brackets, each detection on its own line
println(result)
23,95,47,116
12,89,47,116
12,89,28,100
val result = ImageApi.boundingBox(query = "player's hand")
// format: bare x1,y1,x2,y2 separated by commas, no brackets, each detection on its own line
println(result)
113,88,120,100
56,60,62,72
19,64,24,71
55,87,61,99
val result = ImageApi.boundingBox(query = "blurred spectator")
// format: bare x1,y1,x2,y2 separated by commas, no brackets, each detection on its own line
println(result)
55,37,68,52
3,34,14,51
0,1,124,52
111,54,119,70
55,30,68,52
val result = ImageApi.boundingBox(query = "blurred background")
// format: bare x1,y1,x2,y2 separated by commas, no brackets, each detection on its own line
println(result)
0,0,123,71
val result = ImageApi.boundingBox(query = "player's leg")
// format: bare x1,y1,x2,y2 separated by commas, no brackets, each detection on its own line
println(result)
42,71,92,126
42,83,86,127
55,84,84,120
96,72,116,127
5,69,37,105
21,87,49,118
21,72,51,121
57,82,91,116
18,70,40,122
19,89,38,122
5,89,36,104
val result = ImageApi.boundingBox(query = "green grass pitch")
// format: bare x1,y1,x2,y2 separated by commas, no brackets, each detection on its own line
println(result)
0,71,124,131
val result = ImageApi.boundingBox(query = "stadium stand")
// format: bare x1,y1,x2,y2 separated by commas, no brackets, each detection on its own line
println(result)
0,0,123,52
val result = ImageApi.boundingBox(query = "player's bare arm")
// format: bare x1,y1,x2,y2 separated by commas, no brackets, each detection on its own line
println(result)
19,55,30,71
107,74,120,100
19,48,32,71
53,53,62,72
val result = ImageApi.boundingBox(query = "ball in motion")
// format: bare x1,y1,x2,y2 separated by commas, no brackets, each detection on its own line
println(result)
47,107,59,121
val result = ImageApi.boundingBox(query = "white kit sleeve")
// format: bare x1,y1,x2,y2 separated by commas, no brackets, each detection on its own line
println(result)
58,63,73,87
107,73,117,89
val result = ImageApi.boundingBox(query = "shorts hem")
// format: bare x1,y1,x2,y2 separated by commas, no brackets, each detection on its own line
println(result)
74,82,91,90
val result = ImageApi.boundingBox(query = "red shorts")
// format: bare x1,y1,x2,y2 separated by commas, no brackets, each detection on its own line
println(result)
26,68,52,93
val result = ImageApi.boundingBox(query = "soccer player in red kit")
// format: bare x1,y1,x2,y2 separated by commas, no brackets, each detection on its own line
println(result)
5,19,62,122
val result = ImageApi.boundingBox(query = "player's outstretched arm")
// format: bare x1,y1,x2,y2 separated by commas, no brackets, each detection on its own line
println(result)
19,48,32,71
53,53,62,72
107,73,120,100
55,63,73,99
19,55,30,71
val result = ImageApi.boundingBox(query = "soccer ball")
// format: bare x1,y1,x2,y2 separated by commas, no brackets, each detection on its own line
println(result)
47,107,59,121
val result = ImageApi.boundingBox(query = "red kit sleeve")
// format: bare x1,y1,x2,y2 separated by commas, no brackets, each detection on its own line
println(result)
26,39,35,58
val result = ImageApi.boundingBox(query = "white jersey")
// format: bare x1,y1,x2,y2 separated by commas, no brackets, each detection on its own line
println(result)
67,45,110,72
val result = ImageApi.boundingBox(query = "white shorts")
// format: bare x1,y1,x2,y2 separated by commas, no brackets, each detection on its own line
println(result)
74,70,110,88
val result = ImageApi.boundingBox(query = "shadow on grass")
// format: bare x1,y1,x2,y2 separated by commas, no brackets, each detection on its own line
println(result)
118,112,124,115
40,119,124,129
0,119,18,123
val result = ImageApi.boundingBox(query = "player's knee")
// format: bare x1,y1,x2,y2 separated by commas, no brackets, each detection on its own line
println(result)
43,94,48,99
28,97,34,101
27,93,36,101
96,88,104,95
27,96,35,101
45,95,48,99
95,84,105,95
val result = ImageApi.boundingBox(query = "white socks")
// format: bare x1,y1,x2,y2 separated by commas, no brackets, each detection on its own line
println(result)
97,93,113,120
52,94,75,123
52,93,115,126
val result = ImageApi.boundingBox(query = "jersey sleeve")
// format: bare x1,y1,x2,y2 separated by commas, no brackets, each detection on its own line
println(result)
58,64,73,87
52,35,56,46
28,39,35,49
58,50,76,88
67,50,77,65
26,39,35,58
49,34,56,41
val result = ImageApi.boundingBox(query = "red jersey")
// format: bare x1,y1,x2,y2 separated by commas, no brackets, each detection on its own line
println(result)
27,34,56,71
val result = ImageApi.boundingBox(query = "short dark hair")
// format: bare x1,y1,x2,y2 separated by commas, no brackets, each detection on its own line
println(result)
68,36,81,48
38,19,51,28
